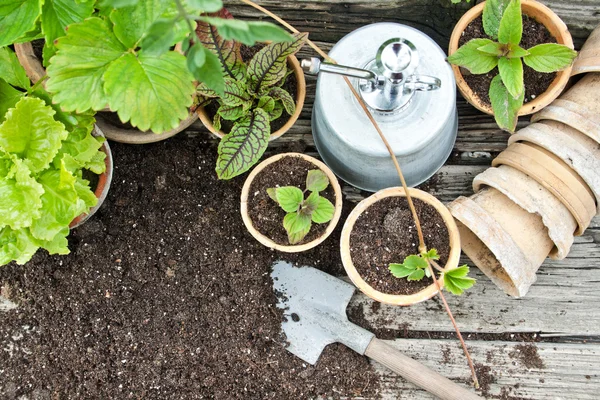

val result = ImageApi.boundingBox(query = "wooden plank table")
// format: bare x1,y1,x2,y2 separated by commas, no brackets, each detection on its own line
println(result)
185,1,600,398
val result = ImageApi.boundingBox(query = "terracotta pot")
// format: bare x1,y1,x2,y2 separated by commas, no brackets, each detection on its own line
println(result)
14,41,196,143
340,187,461,306
69,125,114,229
473,165,576,260
531,98,600,144
571,25,600,76
449,188,554,298
240,152,342,253
492,142,595,235
197,55,306,141
448,0,574,116
509,122,600,207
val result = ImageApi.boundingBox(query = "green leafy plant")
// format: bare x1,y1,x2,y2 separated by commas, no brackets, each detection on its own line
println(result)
196,19,307,180
266,169,335,245
389,248,476,295
0,48,106,265
448,0,577,132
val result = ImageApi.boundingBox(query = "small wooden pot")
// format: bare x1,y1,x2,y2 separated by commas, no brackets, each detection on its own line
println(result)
197,55,306,141
340,187,461,306
531,98,600,144
69,125,114,229
448,0,574,116
571,25,600,76
240,152,342,253
449,188,554,298
492,142,596,235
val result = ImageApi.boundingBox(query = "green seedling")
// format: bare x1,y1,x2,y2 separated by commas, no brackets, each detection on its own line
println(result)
448,0,577,132
389,248,476,295
267,170,335,245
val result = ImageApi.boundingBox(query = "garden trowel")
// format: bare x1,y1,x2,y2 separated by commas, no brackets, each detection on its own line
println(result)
271,261,481,400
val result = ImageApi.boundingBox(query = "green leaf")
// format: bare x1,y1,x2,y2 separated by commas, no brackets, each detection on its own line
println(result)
267,102,284,121
483,0,509,39
188,0,223,13
199,17,294,46
498,0,522,45
74,176,98,209
422,248,440,261
257,96,275,113
187,42,226,97
489,74,523,132
302,191,320,214
98,0,138,9
212,112,222,131
52,126,104,173
404,254,429,270
37,227,69,255
0,0,42,47
275,186,304,213
311,196,335,224
305,169,329,193
477,41,505,56
46,17,127,113
506,44,529,58
110,0,171,48
220,78,252,107
247,32,308,93
287,222,310,245
523,43,578,73
218,104,245,121
0,157,44,230
139,19,176,56
498,56,523,98
269,87,295,115
447,39,498,74
266,187,277,202
0,97,68,173
0,79,24,123
103,51,195,133
283,211,311,235
0,227,40,266
216,108,270,180
443,265,476,295
0,47,30,89
40,0,95,64
389,263,415,278
408,269,426,281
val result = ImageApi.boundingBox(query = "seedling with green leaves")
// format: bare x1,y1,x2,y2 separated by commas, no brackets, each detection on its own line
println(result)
389,249,476,295
448,0,577,132
196,18,307,180
266,169,335,245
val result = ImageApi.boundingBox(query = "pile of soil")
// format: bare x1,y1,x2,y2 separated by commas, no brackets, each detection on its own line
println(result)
349,197,450,296
247,155,337,246
458,15,558,106
0,136,380,399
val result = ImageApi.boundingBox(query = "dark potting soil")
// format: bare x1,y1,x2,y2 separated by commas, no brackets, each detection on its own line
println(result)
31,39,44,63
349,197,450,296
247,155,337,246
204,44,298,135
509,344,546,369
458,15,557,107
0,137,380,399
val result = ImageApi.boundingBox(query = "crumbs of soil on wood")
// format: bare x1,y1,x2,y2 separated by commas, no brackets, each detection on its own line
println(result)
509,344,546,369
474,363,497,397
0,138,378,399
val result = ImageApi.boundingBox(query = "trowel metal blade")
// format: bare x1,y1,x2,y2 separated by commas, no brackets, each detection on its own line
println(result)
271,261,374,365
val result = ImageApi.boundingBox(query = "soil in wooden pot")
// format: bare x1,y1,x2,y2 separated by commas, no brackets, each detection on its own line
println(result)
203,44,298,134
459,16,557,107
247,156,336,245
349,197,450,295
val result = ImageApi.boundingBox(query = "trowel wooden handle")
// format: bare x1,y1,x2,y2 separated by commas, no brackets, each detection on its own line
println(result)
364,338,482,400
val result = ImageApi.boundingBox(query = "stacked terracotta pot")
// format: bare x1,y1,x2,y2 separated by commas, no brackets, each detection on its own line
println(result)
449,26,600,298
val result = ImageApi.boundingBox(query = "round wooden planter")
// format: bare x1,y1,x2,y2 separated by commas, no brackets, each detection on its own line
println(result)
571,25,600,76
197,55,306,141
492,142,596,235
473,165,576,260
448,0,574,116
340,187,461,306
69,125,114,229
449,188,554,298
240,152,342,253
14,41,198,144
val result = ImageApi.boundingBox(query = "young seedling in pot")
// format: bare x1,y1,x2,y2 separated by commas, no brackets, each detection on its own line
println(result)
267,170,335,245
389,249,476,295
448,0,577,132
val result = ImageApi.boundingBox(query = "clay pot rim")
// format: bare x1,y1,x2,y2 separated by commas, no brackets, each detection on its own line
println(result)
240,152,343,253
69,125,114,229
340,187,461,306
196,55,306,141
448,0,574,116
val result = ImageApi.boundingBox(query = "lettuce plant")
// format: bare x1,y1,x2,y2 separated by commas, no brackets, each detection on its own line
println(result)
389,249,476,295
267,170,335,245
448,0,577,132
196,19,307,180
0,48,105,265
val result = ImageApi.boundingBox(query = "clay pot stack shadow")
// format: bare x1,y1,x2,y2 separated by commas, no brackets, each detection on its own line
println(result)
449,25,600,298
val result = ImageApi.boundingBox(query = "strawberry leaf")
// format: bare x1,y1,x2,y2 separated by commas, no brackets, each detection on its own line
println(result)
422,248,440,261
0,47,30,89
110,0,174,49
187,42,225,97
443,265,476,295
447,38,498,74
523,44,578,73
275,186,304,213
389,263,415,278
498,56,523,99
0,80,24,123
408,269,426,281
498,0,522,45
0,0,42,47
489,74,523,132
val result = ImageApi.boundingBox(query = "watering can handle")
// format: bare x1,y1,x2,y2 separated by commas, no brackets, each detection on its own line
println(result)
364,338,482,400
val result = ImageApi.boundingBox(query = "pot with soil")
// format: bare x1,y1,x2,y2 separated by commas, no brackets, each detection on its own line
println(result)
448,0,575,131
240,153,342,253
340,187,461,306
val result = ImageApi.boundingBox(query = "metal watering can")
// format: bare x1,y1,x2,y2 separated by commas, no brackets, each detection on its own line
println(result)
303,23,457,192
